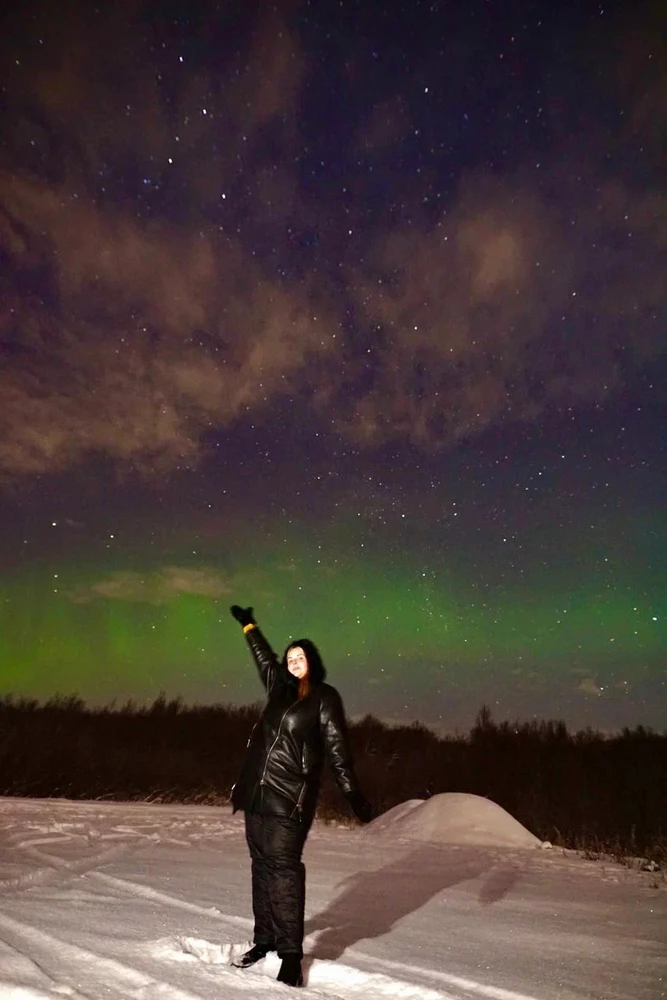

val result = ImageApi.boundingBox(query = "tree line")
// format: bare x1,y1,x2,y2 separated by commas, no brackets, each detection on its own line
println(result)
0,694,664,863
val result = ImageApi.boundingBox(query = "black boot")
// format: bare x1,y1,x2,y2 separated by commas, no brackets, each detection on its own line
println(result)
277,954,303,987
233,943,271,968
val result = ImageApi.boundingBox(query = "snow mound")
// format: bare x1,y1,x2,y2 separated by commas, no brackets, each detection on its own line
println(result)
367,793,542,848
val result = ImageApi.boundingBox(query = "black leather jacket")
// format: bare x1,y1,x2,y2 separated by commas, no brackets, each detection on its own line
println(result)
231,627,359,824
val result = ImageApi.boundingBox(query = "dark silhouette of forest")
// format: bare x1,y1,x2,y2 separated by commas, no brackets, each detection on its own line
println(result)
0,695,664,863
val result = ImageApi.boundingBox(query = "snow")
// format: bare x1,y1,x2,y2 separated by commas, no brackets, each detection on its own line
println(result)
366,794,543,849
0,796,664,1000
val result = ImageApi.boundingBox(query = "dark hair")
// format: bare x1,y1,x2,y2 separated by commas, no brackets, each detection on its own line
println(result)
281,639,327,684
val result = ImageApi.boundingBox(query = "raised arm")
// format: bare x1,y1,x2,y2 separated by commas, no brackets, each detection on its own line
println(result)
230,605,290,696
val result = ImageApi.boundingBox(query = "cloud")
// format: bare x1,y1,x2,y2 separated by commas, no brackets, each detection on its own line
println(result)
241,6,305,130
0,169,337,477
330,171,666,446
357,96,411,155
70,567,231,605
577,678,603,698
0,0,665,479
613,0,667,165
0,3,344,480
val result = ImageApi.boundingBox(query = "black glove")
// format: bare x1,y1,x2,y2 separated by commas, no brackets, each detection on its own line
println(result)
347,790,374,824
230,605,256,628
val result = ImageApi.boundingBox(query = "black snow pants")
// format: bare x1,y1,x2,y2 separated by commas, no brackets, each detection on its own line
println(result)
244,811,310,958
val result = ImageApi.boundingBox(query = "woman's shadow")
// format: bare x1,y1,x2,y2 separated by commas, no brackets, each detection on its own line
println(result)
305,842,524,961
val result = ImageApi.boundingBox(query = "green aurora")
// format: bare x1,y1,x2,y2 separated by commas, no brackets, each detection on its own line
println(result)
3,523,663,731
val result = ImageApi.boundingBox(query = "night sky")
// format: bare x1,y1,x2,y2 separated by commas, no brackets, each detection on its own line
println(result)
1,0,665,734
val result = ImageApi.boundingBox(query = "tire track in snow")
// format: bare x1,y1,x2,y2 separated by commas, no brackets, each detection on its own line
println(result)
0,986,79,1000
89,871,251,925
0,807,234,898
0,843,141,894
2,838,250,931
353,952,543,1000
0,913,207,1000
0,935,87,1000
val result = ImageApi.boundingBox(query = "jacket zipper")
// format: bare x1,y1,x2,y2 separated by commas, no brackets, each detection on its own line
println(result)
291,780,307,820
259,699,298,787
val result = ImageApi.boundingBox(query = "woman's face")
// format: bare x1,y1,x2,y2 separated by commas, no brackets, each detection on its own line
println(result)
286,646,309,679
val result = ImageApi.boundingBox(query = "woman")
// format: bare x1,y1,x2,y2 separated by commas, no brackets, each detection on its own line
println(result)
229,604,372,988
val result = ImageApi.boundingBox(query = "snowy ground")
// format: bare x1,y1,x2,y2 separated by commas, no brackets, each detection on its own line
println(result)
0,795,664,1000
